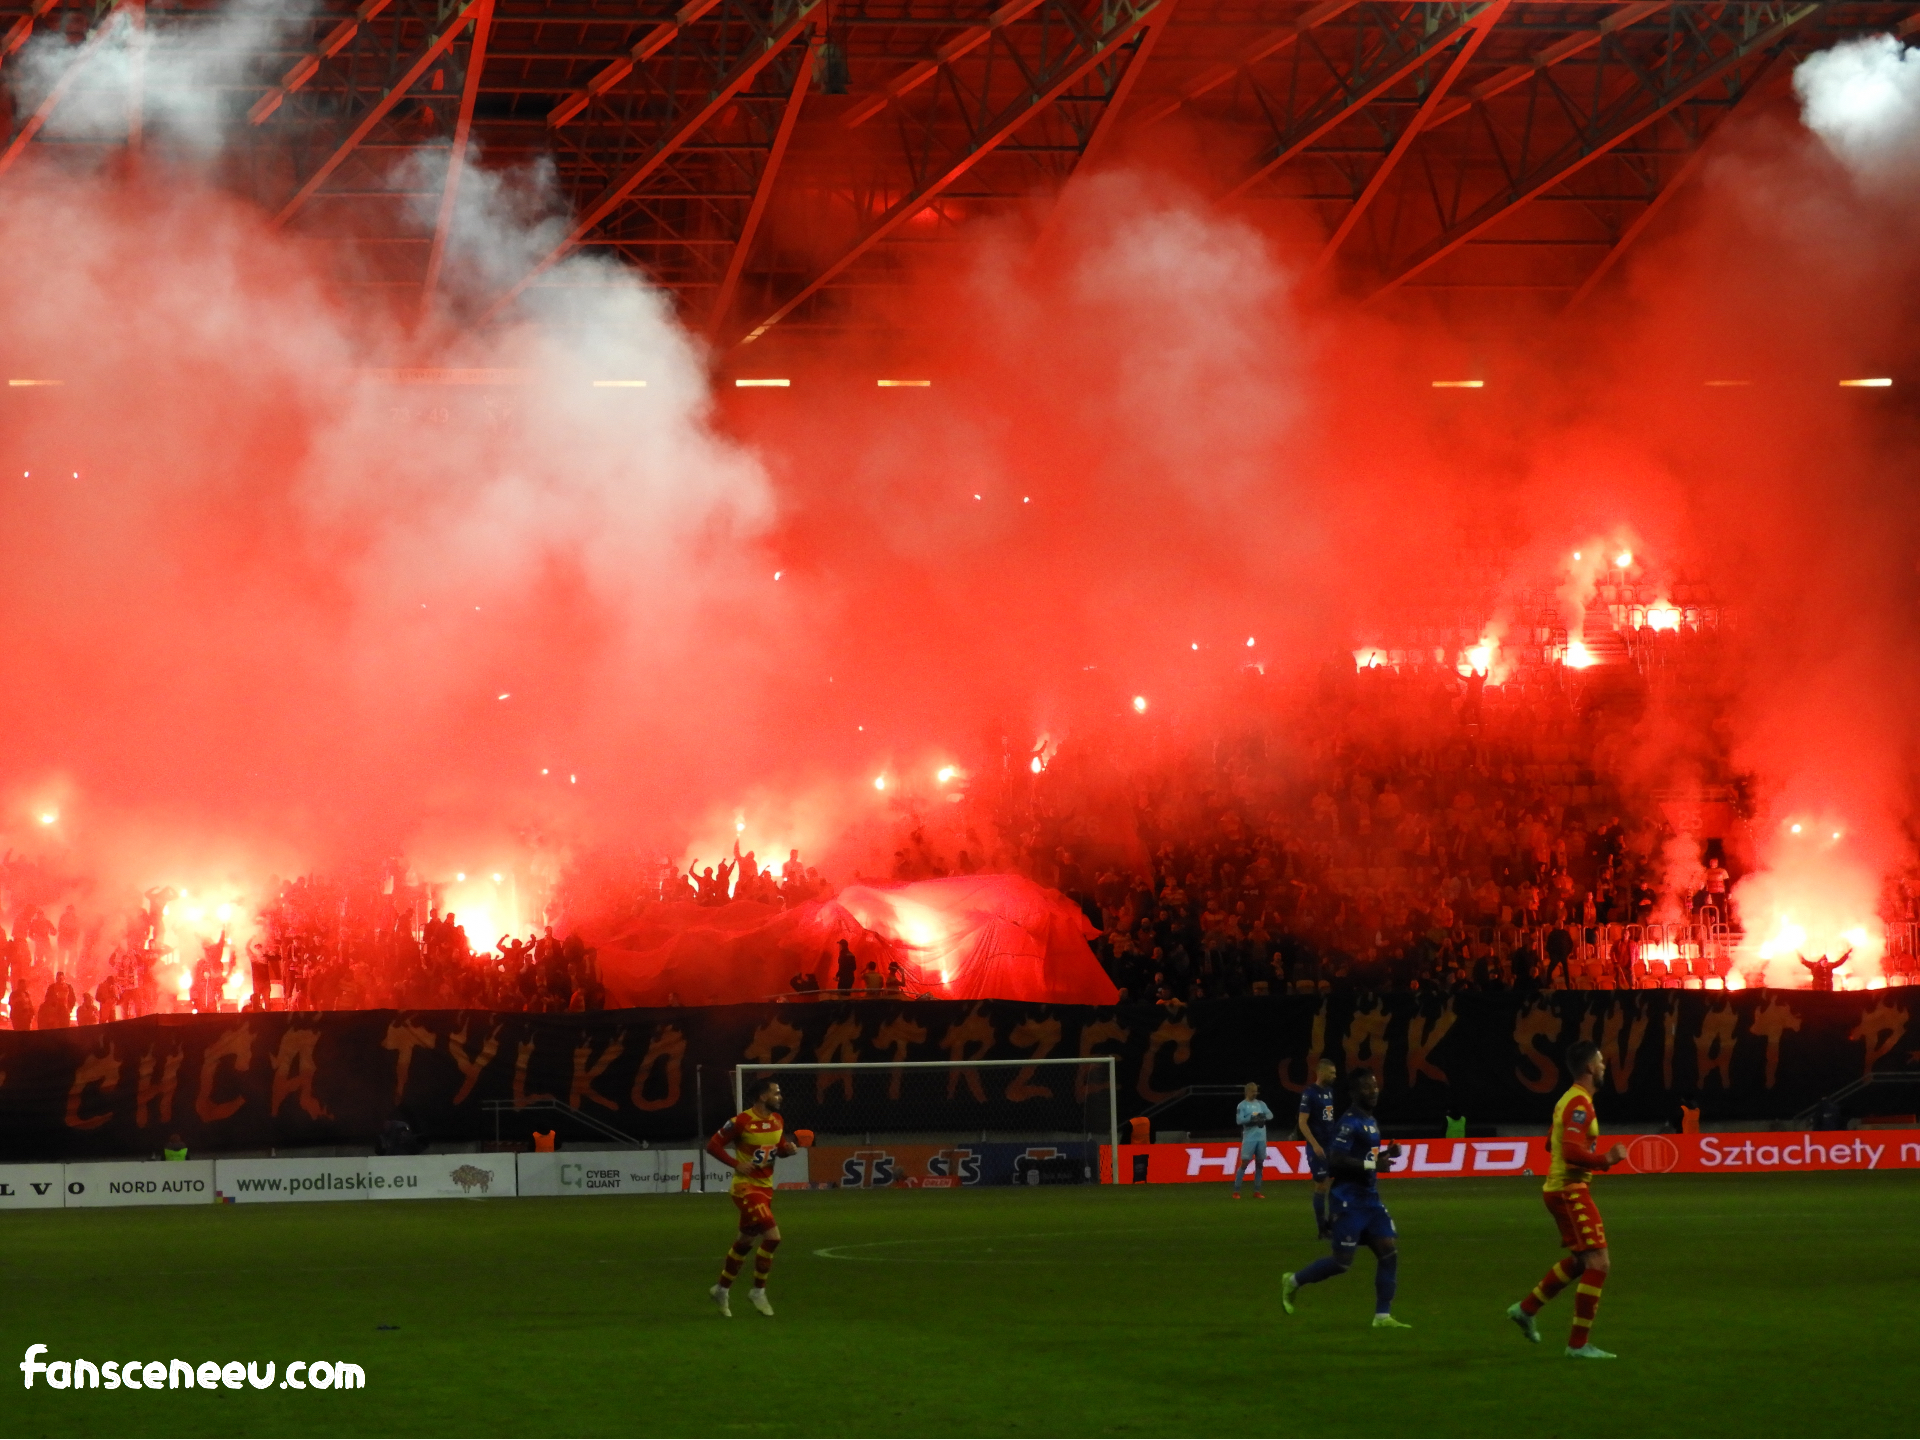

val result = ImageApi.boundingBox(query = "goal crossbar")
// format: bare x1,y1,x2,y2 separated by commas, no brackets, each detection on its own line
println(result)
734,1057,1120,1184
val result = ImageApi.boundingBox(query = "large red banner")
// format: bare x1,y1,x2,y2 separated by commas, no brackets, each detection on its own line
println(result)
1105,1130,1920,1183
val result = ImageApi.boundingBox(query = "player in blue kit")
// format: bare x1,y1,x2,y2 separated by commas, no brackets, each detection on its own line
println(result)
1297,1056,1339,1238
1280,1067,1411,1329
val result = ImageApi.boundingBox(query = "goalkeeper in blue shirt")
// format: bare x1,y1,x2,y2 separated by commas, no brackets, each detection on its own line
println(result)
1232,1082,1274,1198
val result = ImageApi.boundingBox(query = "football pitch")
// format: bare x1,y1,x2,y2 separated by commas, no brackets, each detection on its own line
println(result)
3,1172,1911,1437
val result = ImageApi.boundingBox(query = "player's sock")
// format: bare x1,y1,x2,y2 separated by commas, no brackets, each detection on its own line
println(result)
1568,1268,1608,1349
1520,1256,1581,1317
717,1238,752,1290
754,1236,781,1285
1373,1250,1398,1315
1293,1256,1344,1287
1312,1192,1327,1235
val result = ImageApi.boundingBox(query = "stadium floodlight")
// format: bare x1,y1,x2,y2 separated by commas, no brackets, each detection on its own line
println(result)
733,1057,1121,1185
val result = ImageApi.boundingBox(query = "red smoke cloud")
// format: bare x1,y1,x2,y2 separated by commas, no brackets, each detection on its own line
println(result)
2,16,1919,982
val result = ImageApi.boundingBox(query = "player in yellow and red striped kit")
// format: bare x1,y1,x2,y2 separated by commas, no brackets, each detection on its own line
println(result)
1508,1040,1629,1358
706,1075,800,1318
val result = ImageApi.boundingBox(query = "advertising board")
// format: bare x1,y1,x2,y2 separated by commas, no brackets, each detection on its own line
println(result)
213,1155,515,1202
0,1164,67,1209
63,1160,215,1207
810,1142,1099,1188
1107,1130,1920,1183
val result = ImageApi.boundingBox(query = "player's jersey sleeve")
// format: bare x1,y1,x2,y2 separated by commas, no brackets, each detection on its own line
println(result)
705,1113,744,1166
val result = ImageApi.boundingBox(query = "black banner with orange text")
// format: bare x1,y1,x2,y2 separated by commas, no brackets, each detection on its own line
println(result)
0,990,1913,1160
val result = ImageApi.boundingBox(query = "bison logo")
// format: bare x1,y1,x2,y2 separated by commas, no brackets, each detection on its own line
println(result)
449,1164,495,1194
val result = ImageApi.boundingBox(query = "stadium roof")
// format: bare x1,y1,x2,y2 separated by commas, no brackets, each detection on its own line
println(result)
4,0,1912,349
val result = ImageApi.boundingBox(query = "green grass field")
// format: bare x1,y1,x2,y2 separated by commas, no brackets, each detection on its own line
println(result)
2,1173,1911,1437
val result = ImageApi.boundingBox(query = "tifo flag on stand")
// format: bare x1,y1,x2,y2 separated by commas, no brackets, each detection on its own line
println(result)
588,875,1115,1007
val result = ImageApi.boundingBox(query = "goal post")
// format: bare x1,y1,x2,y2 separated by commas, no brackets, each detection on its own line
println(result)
732,1057,1121,1187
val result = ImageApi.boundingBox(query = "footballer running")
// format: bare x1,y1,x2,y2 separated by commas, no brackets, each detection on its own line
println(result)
706,1076,810,1318
1508,1039,1628,1359
1281,1067,1411,1329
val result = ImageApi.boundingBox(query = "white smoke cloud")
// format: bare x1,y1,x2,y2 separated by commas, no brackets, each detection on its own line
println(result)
1794,34,1920,179
9,0,309,152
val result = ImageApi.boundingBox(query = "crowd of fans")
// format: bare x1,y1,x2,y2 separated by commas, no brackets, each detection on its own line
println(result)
1002,657,1919,1000
0,840,844,1026
5,633,1919,1026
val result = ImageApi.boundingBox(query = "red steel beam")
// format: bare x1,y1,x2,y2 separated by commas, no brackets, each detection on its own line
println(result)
736,0,1167,347
1420,1,1669,133
547,0,725,128
1132,0,1362,128
841,0,1047,129
708,26,820,338
0,0,62,73
126,0,144,149
481,0,823,324
250,0,394,125
1223,4,1493,202
1374,1,1822,296
1067,0,1182,175
272,0,488,228
1033,0,1184,250
0,0,131,182
1561,47,1791,312
1314,0,1509,271
419,0,495,319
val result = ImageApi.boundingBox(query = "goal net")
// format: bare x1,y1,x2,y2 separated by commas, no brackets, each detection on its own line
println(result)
733,1058,1119,1188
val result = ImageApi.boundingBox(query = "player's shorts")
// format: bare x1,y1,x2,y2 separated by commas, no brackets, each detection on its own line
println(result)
731,1186,776,1234
1303,1146,1329,1182
1239,1138,1267,1161
1543,1183,1606,1252
1328,1191,1396,1253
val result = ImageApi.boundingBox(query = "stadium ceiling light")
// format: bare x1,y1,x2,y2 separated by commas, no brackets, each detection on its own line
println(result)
1839,377,1892,387
735,378,791,388
877,379,931,387
591,379,647,387
1703,380,1752,387
1431,380,1485,388
7,378,61,387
